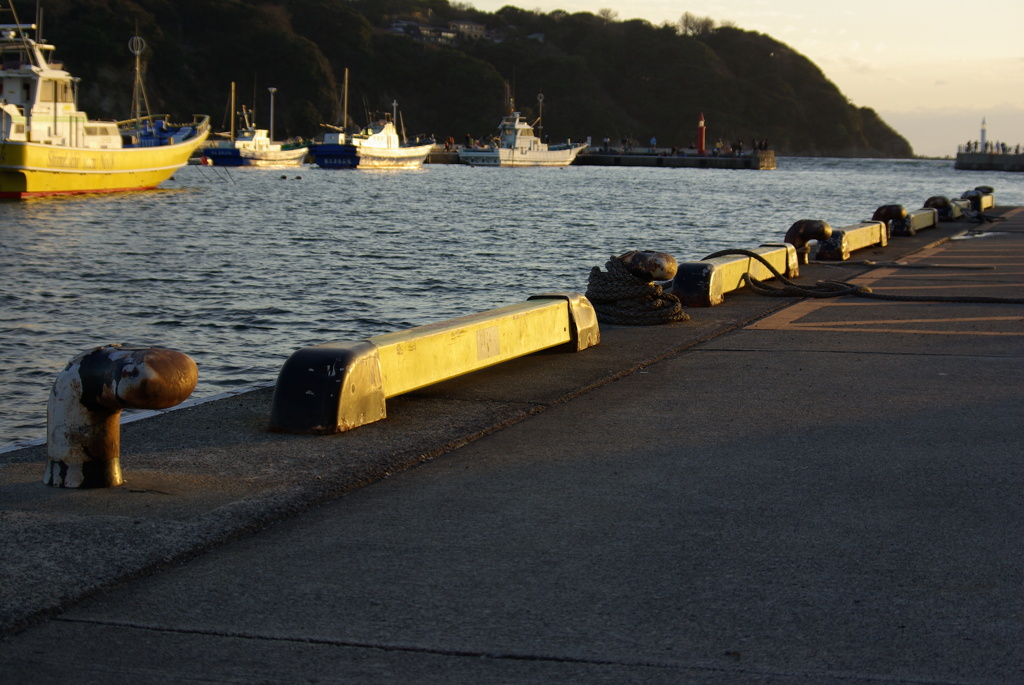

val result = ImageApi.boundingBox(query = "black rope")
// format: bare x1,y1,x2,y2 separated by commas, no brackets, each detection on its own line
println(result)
836,260,995,270
703,249,1024,305
586,256,690,325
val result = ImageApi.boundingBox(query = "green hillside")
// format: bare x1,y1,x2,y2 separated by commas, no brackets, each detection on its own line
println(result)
15,0,913,157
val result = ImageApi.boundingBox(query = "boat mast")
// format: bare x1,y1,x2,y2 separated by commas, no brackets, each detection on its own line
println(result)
342,67,349,132
536,92,544,141
391,99,401,141
230,81,236,142
4,2,35,58
128,34,151,125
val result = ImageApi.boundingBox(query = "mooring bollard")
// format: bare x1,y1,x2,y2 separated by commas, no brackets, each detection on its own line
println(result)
962,186,995,212
44,345,198,488
924,196,973,221
667,243,798,307
815,221,888,261
892,207,938,236
871,205,906,237
784,219,832,265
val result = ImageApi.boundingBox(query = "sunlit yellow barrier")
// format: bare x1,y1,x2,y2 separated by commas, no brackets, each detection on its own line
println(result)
925,196,975,221
962,186,995,211
815,221,888,261
270,293,600,434
945,199,972,220
667,244,798,307
892,207,938,236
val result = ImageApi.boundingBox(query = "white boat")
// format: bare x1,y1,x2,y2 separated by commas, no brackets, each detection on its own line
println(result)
346,118,433,169
459,111,586,167
0,21,209,198
202,124,308,167
310,74,430,170
201,86,307,167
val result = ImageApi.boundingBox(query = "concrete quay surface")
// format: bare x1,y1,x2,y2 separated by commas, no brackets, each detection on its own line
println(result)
1,209,1022,683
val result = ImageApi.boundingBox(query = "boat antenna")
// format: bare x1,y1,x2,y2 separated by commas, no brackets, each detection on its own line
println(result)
128,33,152,124
536,92,544,140
4,1,34,54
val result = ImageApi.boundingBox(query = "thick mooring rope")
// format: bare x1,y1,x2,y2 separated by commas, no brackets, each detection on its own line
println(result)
586,256,690,325
703,249,1024,304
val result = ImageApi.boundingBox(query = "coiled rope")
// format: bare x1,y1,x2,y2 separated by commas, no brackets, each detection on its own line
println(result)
703,249,1024,304
586,255,690,324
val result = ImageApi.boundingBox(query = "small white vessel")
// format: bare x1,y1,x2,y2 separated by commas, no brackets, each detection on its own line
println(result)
201,85,307,167
459,110,586,167
202,124,308,167
346,117,432,169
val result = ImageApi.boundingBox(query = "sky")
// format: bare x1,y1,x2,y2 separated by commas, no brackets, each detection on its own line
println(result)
466,0,1024,157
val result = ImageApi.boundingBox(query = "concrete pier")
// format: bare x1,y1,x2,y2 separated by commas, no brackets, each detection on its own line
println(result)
425,147,777,169
1,207,1022,683
576,148,776,169
955,152,1024,172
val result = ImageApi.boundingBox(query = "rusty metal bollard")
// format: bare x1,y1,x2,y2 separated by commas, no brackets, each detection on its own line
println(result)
44,345,198,488
784,220,832,265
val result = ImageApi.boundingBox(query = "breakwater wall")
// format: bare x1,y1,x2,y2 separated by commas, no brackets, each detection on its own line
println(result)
424,147,776,169
955,152,1024,172
574,149,775,170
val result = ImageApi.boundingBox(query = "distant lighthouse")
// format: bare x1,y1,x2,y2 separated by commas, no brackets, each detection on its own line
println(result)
980,117,987,150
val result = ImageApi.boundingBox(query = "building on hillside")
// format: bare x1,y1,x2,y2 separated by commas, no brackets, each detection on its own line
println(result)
450,20,486,41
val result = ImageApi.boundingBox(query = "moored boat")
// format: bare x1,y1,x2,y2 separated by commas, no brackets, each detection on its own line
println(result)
201,125,308,167
0,21,210,199
308,131,358,169
311,103,433,170
459,110,586,167
201,86,307,167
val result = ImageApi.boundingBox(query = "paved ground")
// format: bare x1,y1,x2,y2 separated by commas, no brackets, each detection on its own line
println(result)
1,207,1022,683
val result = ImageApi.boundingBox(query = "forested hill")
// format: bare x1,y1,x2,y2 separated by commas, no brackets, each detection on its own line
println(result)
17,0,913,157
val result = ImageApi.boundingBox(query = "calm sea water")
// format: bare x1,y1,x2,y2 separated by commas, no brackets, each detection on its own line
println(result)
2,158,1022,448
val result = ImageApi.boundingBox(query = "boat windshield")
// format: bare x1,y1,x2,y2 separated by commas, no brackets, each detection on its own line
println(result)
0,43,30,70
0,27,55,71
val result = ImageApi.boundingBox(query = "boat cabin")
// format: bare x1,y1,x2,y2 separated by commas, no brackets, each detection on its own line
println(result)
352,118,403,150
0,24,120,148
496,112,546,152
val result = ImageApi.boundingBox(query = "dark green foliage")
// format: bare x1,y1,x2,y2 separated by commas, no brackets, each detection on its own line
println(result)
16,0,913,155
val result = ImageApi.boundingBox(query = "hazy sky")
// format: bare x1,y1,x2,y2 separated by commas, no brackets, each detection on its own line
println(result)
467,0,1024,157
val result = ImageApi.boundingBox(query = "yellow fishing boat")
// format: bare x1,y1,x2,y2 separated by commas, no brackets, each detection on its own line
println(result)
0,19,209,199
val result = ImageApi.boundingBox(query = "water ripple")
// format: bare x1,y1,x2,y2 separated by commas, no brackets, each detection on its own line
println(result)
1,159,1021,445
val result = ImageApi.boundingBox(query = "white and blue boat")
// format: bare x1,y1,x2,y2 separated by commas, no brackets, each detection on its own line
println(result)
459,110,586,167
201,85,307,167
311,97,433,170
308,130,358,169
202,126,308,167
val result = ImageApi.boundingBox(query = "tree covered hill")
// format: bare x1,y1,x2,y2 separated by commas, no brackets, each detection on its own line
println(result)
17,0,913,157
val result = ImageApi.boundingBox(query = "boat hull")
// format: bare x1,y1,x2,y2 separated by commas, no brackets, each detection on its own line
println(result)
309,143,359,169
311,142,433,170
459,145,585,167
202,146,308,167
355,143,433,169
0,131,210,199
